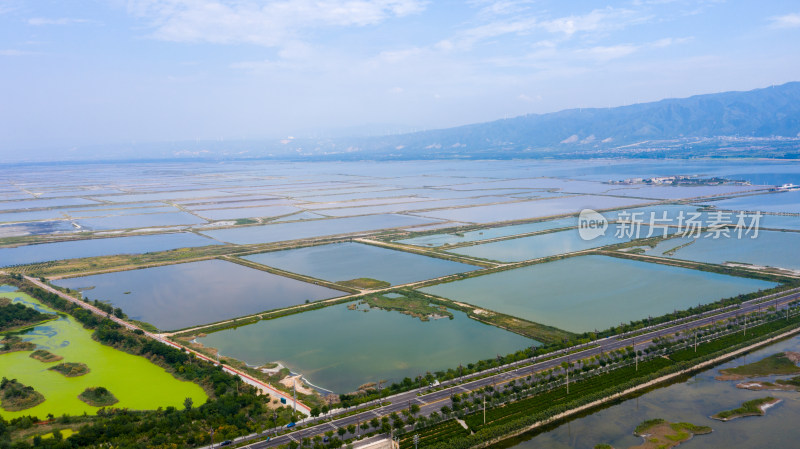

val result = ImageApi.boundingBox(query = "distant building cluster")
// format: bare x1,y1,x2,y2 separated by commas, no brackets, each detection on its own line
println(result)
609,175,751,186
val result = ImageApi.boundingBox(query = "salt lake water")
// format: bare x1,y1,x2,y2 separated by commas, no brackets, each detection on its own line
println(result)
199,303,536,393
53,259,345,330
643,230,800,271
420,255,776,333
243,242,479,285
0,232,219,267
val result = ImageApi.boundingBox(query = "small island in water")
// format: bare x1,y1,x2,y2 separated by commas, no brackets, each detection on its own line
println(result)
48,362,90,377
594,419,711,449
711,397,782,421
78,387,119,407
0,377,45,412
29,349,63,363
716,352,800,381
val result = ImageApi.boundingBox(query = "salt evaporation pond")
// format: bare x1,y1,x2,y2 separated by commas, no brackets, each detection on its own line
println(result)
53,259,345,330
421,255,776,333
243,242,479,285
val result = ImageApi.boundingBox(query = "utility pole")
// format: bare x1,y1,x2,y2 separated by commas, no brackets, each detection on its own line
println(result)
483,395,486,425
694,331,698,352
209,428,215,449
634,338,638,371
566,356,570,394
414,434,419,449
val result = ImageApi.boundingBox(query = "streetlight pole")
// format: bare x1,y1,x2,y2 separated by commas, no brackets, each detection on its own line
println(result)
293,379,297,415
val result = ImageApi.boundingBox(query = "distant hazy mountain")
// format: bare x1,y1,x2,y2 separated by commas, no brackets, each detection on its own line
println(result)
337,81,800,159
24,82,800,163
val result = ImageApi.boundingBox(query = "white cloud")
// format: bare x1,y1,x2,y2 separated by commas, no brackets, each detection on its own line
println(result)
28,17,92,25
469,0,536,18
578,43,640,61
518,93,541,102
651,36,693,47
439,7,650,51
378,47,423,63
770,13,800,29
127,0,427,47
0,49,33,56
539,8,644,36
560,134,578,144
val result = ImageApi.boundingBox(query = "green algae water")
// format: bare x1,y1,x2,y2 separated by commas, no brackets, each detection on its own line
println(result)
0,290,207,419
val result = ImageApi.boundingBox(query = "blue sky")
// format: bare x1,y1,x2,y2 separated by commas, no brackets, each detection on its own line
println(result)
1,0,800,155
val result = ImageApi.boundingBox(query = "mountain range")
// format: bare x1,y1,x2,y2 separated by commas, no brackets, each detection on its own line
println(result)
46,82,800,162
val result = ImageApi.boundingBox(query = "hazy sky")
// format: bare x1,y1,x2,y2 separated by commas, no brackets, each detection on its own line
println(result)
2,0,800,155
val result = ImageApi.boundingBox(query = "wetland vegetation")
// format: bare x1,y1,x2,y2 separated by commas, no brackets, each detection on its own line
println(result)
359,291,453,321
0,297,52,332
716,352,800,380
76,387,118,407
29,350,62,363
593,419,712,449
47,363,90,378
0,379,44,412
0,281,304,447
711,397,781,421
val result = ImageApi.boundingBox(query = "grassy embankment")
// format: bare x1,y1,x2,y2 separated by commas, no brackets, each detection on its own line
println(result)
411,289,572,343
339,278,391,289
603,249,799,284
